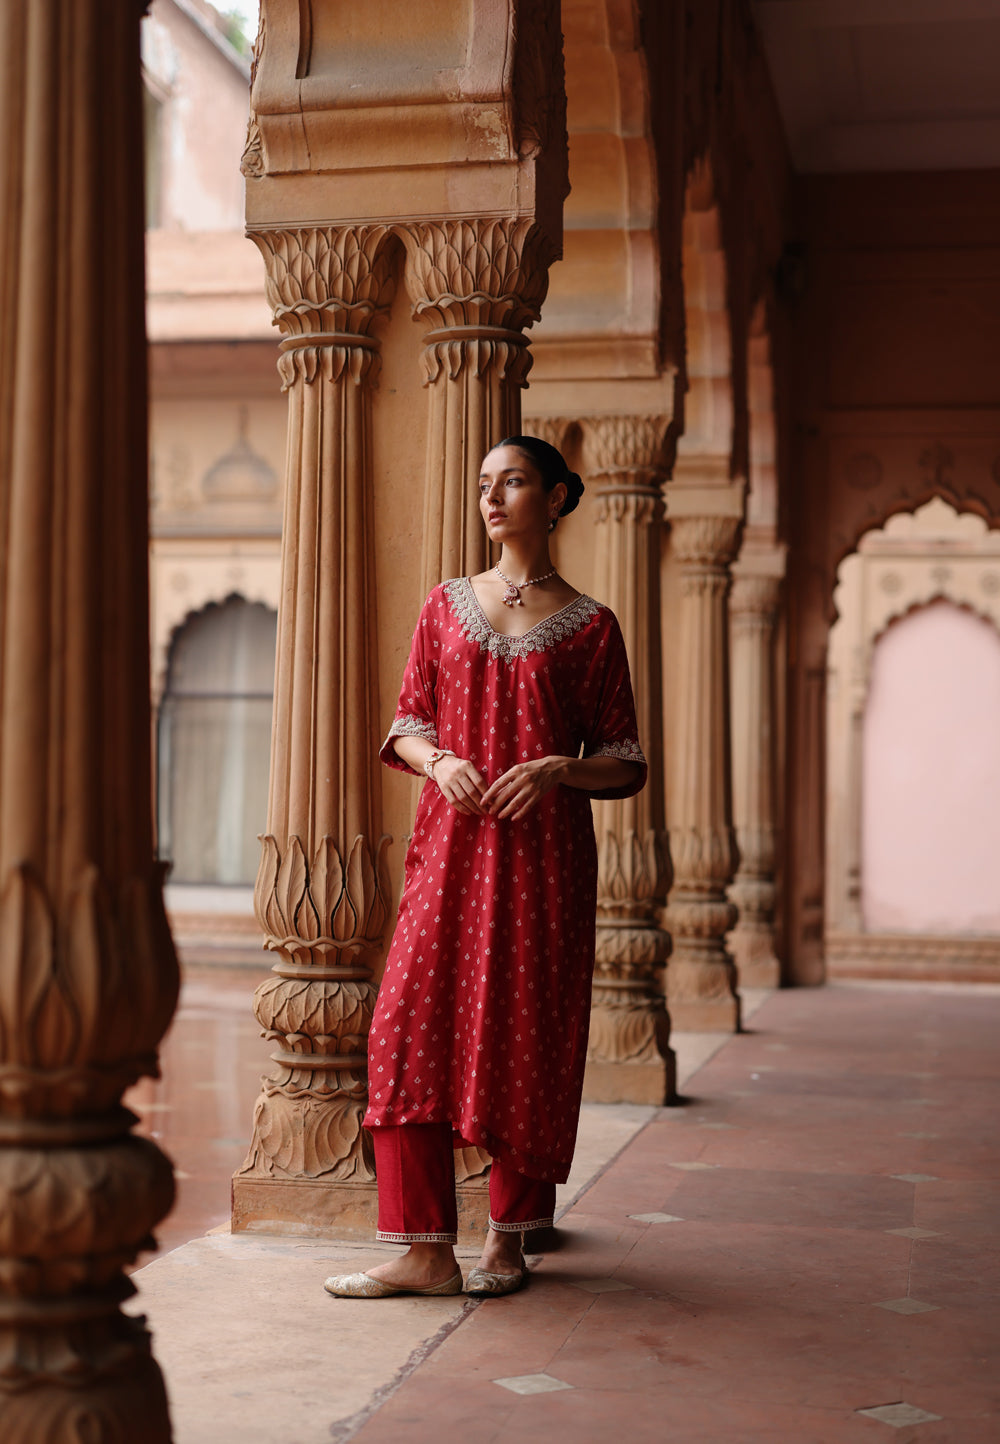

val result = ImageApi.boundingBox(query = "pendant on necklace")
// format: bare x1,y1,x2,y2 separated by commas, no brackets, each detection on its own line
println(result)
501,583,522,607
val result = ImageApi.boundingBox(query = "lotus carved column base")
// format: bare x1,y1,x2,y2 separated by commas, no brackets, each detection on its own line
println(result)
586,932,676,1105
0,1136,175,1443
727,875,780,989
665,892,742,1032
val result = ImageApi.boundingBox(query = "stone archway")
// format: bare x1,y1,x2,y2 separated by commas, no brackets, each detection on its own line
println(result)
826,499,1000,979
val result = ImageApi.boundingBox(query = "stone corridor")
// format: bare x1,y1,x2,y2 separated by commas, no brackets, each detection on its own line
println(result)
130,975,999,1443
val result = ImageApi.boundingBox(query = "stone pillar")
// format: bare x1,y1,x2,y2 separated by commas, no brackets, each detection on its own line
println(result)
0,2,178,1436
789,653,828,982
727,562,784,987
584,416,676,1103
401,219,554,589
231,227,395,1236
665,486,744,1030
842,695,865,932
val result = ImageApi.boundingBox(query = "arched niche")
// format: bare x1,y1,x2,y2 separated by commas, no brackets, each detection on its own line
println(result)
825,499,1000,979
157,595,277,889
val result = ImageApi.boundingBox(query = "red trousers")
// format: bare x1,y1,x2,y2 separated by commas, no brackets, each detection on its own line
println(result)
372,1122,556,1244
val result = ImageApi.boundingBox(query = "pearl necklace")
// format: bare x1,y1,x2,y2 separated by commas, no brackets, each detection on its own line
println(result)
495,563,557,607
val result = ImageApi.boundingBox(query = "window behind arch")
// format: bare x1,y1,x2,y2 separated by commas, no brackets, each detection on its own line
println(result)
158,597,277,886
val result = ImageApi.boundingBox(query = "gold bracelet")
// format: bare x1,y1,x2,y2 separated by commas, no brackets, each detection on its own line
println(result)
423,747,455,780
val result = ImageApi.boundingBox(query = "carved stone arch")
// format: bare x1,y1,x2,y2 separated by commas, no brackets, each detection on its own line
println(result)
151,565,282,706
156,595,279,888
824,450,1000,613
826,498,1000,973
869,593,1000,659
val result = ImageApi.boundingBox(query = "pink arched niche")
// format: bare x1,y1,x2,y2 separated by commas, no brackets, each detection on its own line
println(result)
862,599,1000,935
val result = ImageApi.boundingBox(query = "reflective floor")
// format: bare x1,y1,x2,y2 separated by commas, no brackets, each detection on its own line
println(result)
127,964,270,1263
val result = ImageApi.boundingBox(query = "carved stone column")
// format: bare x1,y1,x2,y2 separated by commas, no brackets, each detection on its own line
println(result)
727,566,783,987
401,219,555,588
665,494,744,1030
232,227,394,1237
842,695,865,933
0,3,178,1436
584,417,676,1103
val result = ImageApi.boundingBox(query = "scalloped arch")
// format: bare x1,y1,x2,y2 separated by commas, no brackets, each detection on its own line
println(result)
152,576,281,703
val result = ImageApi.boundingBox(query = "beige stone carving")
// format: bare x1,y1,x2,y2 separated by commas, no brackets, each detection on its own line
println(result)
401,218,557,590
0,2,178,1433
664,502,743,1030
585,416,676,1101
240,5,266,179
727,566,784,987
233,224,395,1231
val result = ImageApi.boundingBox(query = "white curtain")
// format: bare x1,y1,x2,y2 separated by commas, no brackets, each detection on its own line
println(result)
158,597,276,885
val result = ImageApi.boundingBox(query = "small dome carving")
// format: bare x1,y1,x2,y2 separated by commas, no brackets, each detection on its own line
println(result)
201,409,278,503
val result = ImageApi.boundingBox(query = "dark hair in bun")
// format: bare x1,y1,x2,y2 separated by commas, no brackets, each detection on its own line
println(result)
498,434,585,522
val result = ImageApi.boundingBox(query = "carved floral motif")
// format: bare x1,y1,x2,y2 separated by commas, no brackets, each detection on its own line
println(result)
240,7,266,178
401,218,555,386
255,833,390,959
251,226,396,388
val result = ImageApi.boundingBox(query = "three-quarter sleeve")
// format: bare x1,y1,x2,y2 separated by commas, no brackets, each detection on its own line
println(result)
379,595,440,775
583,611,648,800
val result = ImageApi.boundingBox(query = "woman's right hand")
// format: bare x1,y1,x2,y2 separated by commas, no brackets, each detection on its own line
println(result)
431,755,488,816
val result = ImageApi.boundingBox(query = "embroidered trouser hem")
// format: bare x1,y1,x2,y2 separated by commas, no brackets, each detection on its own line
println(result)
488,1214,555,1234
375,1230,459,1245
371,1122,557,1240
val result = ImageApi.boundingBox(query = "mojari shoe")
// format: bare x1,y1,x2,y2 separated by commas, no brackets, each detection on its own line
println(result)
464,1262,528,1297
323,1270,464,1298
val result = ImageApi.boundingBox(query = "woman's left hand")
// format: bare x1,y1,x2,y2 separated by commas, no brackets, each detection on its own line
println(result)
481,757,568,821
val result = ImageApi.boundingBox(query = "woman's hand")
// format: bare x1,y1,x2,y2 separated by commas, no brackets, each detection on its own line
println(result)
432,755,489,816
480,757,569,821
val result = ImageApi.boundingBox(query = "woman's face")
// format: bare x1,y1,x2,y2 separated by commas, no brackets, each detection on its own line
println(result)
478,445,565,544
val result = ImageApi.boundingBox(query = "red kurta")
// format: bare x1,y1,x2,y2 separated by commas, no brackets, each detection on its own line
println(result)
365,577,646,1183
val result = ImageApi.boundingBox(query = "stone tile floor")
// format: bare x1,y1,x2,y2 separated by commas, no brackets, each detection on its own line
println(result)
130,977,1000,1443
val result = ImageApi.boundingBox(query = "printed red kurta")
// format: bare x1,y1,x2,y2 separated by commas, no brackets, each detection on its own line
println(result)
365,577,646,1183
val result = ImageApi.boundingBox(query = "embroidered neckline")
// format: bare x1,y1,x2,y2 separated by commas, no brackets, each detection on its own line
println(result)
444,577,601,662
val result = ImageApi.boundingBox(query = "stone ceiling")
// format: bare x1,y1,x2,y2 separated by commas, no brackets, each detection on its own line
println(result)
751,0,1000,171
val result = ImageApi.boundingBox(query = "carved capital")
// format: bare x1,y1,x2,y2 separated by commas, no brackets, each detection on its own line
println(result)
528,417,573,451
586,414,674,480
730,573,781,622
670,513,742,569
250,226,396,388
401,218,555,385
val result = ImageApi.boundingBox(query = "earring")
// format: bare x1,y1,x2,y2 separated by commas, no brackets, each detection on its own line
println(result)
548,517,557,532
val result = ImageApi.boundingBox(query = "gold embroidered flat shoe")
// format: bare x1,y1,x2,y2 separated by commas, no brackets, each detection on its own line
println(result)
464,1264,528,1297
323,1270,464,1298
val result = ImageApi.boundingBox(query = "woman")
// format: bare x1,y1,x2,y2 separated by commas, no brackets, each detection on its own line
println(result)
324,435,646,1299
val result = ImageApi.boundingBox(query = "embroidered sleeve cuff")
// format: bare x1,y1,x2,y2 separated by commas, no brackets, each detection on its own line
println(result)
587,739,646,766
380,716,439,773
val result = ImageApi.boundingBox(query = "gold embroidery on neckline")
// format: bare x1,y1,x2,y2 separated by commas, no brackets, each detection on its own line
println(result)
444,577,601,662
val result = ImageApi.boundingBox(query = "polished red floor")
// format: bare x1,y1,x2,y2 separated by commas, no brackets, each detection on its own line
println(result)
129,973,1000,1442
127,964,269,1262
347,984,999,1444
